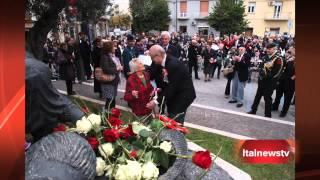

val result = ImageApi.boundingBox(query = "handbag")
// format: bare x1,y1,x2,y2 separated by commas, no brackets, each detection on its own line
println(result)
222,65,234,77
94,67,115,83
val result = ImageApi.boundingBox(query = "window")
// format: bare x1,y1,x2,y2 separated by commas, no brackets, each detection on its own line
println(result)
198,27,209,36
245,28,254,36
179,26,187,33
248,2,256,13
200,1,209,17
273,1,283,18
270,27,280,35
180,1,187,17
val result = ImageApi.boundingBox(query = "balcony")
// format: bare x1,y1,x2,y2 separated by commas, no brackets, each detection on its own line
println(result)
177,12,189,20
194,12,209,20
264,12,291,21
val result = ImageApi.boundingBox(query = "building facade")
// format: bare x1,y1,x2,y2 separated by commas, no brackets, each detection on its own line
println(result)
167,0,219,36
243,0,295,36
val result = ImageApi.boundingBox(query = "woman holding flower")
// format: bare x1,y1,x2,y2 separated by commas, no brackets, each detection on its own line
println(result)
124,58,155,117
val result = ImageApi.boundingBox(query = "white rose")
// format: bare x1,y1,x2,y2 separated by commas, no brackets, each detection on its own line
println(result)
98,143,114,158
141,161,159,180
159,141,172,153
114,164,128,180
76,118,93,133
115,160,142,180
96,157,107,176
87,114,102,126
126,160,142,180
105,165,114,177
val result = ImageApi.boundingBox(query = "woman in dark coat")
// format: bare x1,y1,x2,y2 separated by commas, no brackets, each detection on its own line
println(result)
124,58,154,117
57,43,76,95
100,41,123,109
203,43,215,82
92,38,103,98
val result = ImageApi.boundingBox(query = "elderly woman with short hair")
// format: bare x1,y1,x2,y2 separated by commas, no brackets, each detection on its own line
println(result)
124,58,154,117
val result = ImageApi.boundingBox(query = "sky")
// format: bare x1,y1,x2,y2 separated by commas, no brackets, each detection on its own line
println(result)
112,0,130,13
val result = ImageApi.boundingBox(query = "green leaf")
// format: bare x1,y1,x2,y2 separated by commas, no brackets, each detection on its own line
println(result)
152,149,169,169
132,140,145,150
150,119,164,132
139,129,151,138
144,151,153,162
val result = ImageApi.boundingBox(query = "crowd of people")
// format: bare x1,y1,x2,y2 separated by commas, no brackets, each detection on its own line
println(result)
42,30,295,122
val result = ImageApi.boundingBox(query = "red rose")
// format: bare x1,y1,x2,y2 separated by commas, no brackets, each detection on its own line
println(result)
172,126,189,134
111,108,121,118
108,117,123,127
82,106,90,114
129,150,138,159
192,150,212,170
53,124,66,132
158,115,189,134
119,125,135,139
103,129,120,142
87,137,99,150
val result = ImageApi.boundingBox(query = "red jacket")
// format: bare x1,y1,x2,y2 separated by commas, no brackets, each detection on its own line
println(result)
124,72,154,116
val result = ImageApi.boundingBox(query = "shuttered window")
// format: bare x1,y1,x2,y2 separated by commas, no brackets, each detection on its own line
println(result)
200,1,209,16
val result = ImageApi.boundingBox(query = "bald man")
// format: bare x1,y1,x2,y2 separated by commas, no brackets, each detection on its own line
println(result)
147,45,196,124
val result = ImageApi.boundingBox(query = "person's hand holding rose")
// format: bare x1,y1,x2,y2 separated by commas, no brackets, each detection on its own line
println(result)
132,90,139,98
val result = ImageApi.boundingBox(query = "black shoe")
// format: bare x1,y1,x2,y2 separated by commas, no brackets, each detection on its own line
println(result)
247,110,256,115
236,103,243,108
229,100,237,104
217,77,220,79
279,112,287,117
196,78,200,80
265,115,272,118
208,79,211,81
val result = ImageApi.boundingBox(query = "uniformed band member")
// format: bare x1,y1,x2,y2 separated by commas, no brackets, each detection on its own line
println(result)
122,34,139,79
272,47,295,117
248,43,284,118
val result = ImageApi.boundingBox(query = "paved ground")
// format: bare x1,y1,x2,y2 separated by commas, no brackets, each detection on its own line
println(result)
52,71,295,139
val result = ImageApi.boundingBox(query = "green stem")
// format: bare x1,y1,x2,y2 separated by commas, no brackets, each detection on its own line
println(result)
117,140,136,161
166,152,192,159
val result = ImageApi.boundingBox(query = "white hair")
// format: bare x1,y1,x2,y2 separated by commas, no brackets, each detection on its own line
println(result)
161,31,171,39
129,58,143,74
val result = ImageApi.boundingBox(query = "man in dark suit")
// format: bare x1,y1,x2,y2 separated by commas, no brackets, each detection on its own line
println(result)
147,45,196,124
160,31,180,59
248,43,284,118
188,40,200,80
229,46,251,108
78,32,92,80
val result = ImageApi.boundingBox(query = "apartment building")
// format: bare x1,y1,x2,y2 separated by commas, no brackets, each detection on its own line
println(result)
243,0,295,36
167,0,219,36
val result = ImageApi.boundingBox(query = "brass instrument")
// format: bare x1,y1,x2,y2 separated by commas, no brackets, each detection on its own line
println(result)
263,54,283,78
